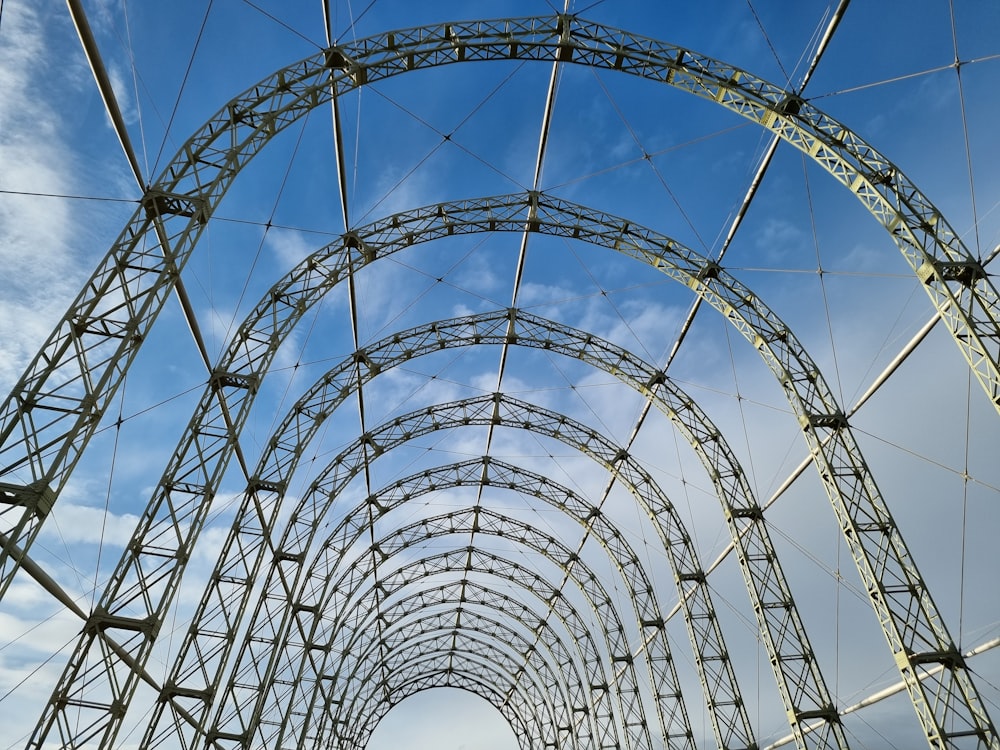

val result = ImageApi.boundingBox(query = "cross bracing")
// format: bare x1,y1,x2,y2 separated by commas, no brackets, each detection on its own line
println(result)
1,4,998,750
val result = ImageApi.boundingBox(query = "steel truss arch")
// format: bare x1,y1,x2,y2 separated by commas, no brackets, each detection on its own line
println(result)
247,307,837,748
294,547,637,750
280,505,670,750
328,613,591,750
5,13,1000,622
32,191,994,749
284,455,754,750
137,317,831,750
334,629,573,750
342,651,555,750
316,579,618,750
354,671,537,750
243,507,659,750
330,574,619,740
152,303,834,750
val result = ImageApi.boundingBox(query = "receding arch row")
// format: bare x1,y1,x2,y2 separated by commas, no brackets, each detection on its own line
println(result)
325,610,597,750
319,591,613,750
184,308,839,750
222,389,844,750
246,506,662,750
287,504,678,750
5,13,997,568
340,643,560,750
353,671,536,750
284,455,754,750
33,192,993,750
325,578,619,750
296,547,648,750
340,641,567,750
336,625,582,750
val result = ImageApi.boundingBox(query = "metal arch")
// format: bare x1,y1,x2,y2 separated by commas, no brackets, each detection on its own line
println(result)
279,469,648,750
247,509,658,750
213,556,627,750
325,579,613,750
34,195,991,750
320,582,600,743
350,669,538,750
334,629,574,750
339,645,559,750
294,548,636,750
176,195,988,750
338,647,563,750
279,455,753,750
4,13,1000,614
326,615,589,750
243,307,832,748
168,305,826,750
278,506,661,750
321,601,600,749
278,588,596,746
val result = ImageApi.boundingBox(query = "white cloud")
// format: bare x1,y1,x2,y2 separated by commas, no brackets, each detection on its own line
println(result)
0,3,84,392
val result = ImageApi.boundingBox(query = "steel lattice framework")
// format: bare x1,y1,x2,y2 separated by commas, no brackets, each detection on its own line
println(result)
1,10,997,750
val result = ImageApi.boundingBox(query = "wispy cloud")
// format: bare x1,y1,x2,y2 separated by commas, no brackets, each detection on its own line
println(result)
0,4,86,391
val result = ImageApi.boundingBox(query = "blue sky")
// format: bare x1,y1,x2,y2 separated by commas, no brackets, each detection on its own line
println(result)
1,1,999,748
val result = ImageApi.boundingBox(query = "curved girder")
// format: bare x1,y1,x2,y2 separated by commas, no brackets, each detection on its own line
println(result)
148,304,828,750
287,550,631,750
328,616,589,750
285,455,753,750
353,672,536,750
311,580,616,750
34,189,992,749
247,510,655,750
318,599,602,750
338,630,571,750
124,194,988,750
279,462,669,750
340,645,560,750
5,14,1000,633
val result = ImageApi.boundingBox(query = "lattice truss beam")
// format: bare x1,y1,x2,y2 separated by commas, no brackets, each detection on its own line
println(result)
1,11,996,750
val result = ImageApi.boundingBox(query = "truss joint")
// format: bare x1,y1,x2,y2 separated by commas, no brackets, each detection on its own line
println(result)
794,705,840,723
0,481,55,518
798,411,848,430
247,477,285,494
917,258,986,287
86,606,159,637
160,682,212,702
907,648,966,669
142,188,208,224
210,370,259,393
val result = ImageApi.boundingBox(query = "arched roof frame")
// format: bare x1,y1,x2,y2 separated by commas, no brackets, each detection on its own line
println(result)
353,670,537,750
292,548,642,750
246,510,659,750
285,455,753,750
341,645,559,750
338,631,571,750
324,612,592,750
320,604,600,744
32,190,995,748
6,15,1000,618
181,306,850,750
144,304,837,750
314,578,618,750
